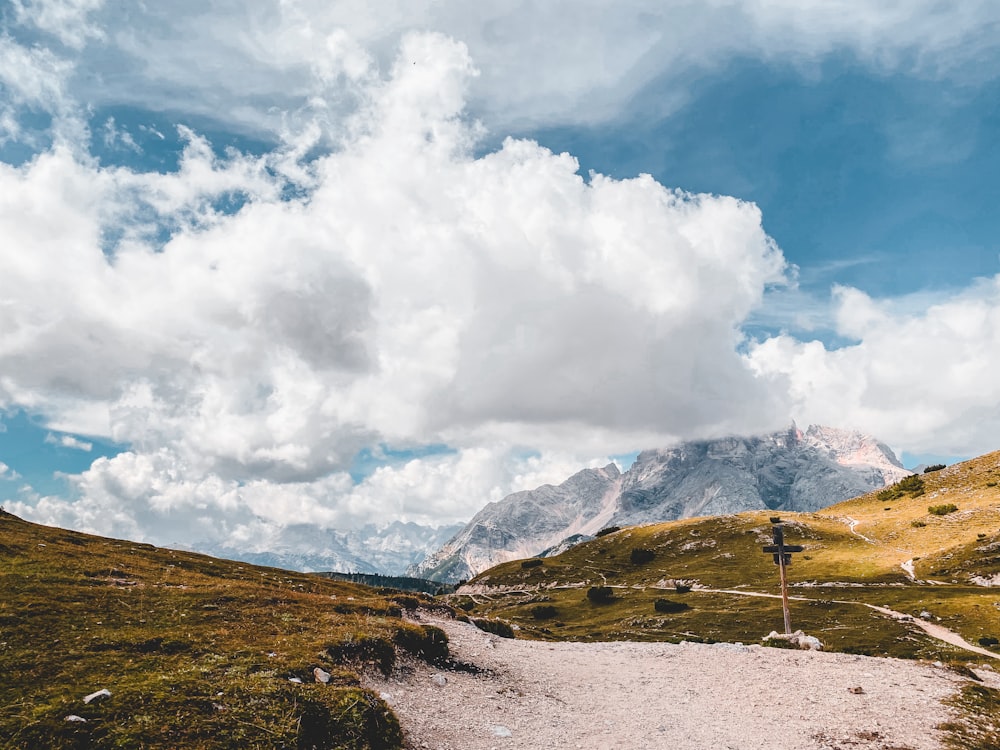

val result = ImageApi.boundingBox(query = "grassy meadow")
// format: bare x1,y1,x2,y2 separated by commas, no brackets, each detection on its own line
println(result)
0,510,452,750
456,452,1000,662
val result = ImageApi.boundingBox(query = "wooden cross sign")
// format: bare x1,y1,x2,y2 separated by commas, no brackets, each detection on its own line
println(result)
762,524,804,564
761,521,804,634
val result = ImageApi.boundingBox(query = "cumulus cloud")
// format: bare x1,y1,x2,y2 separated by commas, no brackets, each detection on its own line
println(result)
2,32,794,545
747,279,1000,456
11,445,615,549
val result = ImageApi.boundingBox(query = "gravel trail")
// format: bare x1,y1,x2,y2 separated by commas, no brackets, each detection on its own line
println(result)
365,615,998,750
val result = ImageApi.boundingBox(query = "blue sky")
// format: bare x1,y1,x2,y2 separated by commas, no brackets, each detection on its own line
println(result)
2,1,999,550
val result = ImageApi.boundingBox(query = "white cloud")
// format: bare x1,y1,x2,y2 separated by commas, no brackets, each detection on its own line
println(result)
5,1,997,147
44,432,92,451
0,461,21,480
13,0,106,50
2,32,794,541
7,444,610,549
747,278,1000,456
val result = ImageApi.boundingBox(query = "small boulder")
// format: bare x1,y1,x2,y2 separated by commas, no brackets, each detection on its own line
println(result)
431,673,448,687
64,715,87,723
83,689,111,704
313,667,331,684
763,630,823,651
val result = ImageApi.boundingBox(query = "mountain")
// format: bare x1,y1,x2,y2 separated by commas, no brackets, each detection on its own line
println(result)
412,424,909,582
199,520,463,575
455,449,1000,660
411,464,623,582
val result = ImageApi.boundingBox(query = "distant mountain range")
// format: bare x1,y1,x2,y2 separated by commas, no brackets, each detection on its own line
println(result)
411,424,910,582
194,520,462,576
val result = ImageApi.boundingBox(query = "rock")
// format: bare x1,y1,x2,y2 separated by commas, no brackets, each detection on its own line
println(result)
64,715,87,722
848,686,865,694
313,667,331,684
288,677,303,684
83,689,111,704
763,630,823,651
492,725,513,737
431,673,448,687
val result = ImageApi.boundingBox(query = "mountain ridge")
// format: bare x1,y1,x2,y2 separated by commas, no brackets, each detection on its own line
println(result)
413,424,909,582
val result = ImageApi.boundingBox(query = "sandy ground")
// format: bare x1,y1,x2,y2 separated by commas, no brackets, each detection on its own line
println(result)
364,615,1000,750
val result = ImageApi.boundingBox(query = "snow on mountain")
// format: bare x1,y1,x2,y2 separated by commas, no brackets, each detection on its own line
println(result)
200,520,462,575
412,425,909,582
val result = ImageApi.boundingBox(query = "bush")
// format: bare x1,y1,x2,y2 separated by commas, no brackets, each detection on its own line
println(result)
587,586,615,604
531,605,558,620
911,520,927,528
878,475,926,501
654,598,690,614
924,464,947,473
470,618,515,639
928,503,959,516
595,526,621,537
979,637,999,648
393,623,449,665
521,558,544,569
630,547,655,565
390,595,421,611
326,635,396,677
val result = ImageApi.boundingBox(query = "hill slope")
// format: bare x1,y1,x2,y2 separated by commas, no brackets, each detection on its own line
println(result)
0,510,453,750
453,450,1000,661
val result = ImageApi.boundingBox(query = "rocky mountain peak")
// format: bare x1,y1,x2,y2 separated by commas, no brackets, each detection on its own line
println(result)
412,424,909,582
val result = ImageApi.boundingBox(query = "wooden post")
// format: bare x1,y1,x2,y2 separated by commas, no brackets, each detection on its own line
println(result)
762,520,803,635
777,545,792,634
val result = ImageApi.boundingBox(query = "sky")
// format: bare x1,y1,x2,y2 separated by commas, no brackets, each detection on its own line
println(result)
2,1,1000,553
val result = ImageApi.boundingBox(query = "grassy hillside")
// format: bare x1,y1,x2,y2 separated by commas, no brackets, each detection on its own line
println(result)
456,451,1000,662
0,510,452,750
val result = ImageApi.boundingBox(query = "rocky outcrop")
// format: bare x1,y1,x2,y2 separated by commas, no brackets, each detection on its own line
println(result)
413,425,908,582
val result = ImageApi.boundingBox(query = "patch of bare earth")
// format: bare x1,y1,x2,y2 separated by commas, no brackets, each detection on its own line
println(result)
364,616,999,750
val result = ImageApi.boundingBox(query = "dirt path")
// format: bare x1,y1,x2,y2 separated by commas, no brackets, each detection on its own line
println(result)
365,615,998,750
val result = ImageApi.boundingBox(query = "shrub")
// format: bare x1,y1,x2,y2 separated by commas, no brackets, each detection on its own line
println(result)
595,526,621,537
393,623,449,665
879,474,926,501
587,586,615,604
911,520,927,528
630,547,655,565
531,605,558,620
979,637,999,648
326,635,396,677
390,595,421,611
470,618,515,639
674,583,692,594
521,558,544,569
924,464,946,473
928,503,959,516
654,598,690,614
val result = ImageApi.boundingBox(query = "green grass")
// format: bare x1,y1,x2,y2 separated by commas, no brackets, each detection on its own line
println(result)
0,510,453,749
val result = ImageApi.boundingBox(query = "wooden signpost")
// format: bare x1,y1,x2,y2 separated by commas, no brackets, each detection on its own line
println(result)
762,519,803,634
